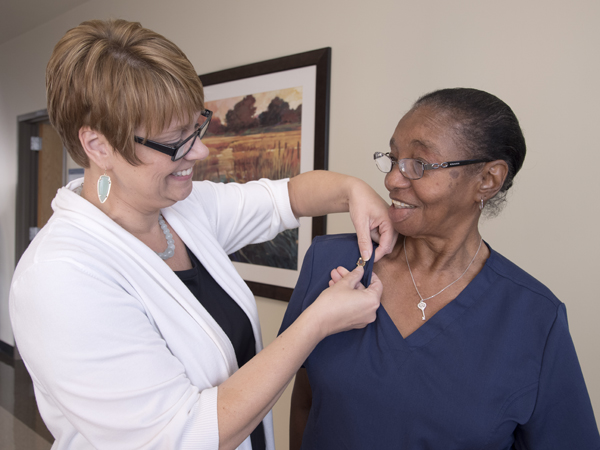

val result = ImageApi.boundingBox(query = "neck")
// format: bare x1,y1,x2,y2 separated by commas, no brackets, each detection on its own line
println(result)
402,230,486,274
80,169,160,236
79,168,176,260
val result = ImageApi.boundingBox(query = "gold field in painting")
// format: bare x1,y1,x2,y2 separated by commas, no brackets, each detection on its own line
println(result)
193,129,301,183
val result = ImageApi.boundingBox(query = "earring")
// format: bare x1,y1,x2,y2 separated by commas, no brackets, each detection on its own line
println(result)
479,198,484,210
97,170,111,203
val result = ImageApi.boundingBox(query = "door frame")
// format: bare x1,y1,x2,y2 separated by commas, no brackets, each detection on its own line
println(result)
15,109,48,267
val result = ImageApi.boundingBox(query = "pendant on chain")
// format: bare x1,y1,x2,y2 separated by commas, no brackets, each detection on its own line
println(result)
405,236,483,322
417,301,427,320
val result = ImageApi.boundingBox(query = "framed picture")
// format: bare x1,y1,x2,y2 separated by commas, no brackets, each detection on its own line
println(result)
195,48,331,301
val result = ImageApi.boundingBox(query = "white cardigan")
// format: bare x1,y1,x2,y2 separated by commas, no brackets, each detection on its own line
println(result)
9,178,299,450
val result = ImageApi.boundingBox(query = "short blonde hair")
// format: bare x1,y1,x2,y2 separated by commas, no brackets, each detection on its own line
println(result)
46,19,204,167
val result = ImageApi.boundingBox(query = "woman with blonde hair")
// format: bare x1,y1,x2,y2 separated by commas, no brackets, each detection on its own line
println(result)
10,19,394,449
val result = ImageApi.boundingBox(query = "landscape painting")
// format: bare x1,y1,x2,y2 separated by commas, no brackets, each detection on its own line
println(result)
196,48,330,301
194,87,303,270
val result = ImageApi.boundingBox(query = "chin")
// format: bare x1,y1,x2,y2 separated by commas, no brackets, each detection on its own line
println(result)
160,187,192,207
176,183,194,202
388,205,417,227
390,215,421,237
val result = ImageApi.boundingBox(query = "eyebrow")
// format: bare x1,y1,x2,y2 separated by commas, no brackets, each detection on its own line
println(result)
157,116,198,141
389,137,441,157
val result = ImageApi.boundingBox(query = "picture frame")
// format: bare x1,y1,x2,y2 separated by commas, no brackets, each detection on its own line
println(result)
196,48,331,301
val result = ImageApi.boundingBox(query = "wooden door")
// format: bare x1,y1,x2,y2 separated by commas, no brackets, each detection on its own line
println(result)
37,122,64,228
15,112,83,266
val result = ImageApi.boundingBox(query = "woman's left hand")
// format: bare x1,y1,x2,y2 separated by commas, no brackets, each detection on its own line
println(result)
347,179,397,262
288,171,397,262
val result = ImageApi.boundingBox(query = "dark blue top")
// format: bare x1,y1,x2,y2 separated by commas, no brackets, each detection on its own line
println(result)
176,247,265,450
279,234,600,450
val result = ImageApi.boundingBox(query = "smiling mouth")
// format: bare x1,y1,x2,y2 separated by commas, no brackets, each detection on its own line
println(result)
391,200,416,209
172,167,193,177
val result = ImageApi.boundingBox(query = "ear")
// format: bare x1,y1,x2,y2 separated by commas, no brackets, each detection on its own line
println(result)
477,160,508,204
78,126,113,170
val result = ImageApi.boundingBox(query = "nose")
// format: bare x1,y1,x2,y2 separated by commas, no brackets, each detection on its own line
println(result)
184,138,209,162
384,165,412,191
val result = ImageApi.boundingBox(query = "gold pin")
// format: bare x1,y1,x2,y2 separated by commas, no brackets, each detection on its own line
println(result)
356,257,367,267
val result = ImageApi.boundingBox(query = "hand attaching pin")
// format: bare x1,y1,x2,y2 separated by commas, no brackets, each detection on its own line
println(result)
356,257,367,267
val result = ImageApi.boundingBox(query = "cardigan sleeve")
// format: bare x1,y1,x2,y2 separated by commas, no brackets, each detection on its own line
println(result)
185,178,300,255
10,259,220,450
513,304,600,449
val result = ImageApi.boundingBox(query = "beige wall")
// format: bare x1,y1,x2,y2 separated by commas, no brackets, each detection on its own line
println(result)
0,0,598,446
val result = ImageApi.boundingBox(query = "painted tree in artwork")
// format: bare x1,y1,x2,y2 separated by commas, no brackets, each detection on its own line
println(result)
259,97,301,127
282,103,301,124
225,95,259,133
207,116,226,136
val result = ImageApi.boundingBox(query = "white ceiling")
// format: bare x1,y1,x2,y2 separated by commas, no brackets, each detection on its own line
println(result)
0,0,90,45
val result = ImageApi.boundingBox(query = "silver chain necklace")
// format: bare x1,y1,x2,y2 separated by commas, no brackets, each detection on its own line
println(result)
404,236,483,321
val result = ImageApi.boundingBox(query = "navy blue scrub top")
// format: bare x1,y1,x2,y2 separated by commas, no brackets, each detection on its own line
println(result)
279,234,600,450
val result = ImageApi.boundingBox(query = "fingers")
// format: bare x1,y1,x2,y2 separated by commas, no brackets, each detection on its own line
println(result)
356,213,398,263
328,269,342,287
355,224,374,263
348,187,394,263
313,265,381,338
337,265,364,289
326,264,364,289
329,267,347,284
373,224,398,262
329,266,353,282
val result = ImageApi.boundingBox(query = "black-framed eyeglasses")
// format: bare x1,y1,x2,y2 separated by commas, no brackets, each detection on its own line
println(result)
134,109,212,161
373,152,490,180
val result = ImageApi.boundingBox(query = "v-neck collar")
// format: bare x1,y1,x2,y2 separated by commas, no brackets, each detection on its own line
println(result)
377,242,497,351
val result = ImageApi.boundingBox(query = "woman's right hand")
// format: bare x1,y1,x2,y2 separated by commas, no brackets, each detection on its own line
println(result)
307,265,382,339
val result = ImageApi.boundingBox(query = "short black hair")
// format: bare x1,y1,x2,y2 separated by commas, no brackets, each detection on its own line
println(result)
414,88,526,215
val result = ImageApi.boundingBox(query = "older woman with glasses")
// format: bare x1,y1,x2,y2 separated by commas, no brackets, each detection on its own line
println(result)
280,88,600,449
9,19,395,450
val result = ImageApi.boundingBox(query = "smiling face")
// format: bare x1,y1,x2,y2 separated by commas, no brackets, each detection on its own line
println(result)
106,112,209,214
385,106,483,240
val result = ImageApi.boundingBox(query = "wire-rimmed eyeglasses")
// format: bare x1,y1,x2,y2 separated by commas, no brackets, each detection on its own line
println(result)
134,110,213,161
373,152,490,180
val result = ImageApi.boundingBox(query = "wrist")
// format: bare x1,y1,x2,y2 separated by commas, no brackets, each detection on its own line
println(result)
342,175,365,211
297,300,330,342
